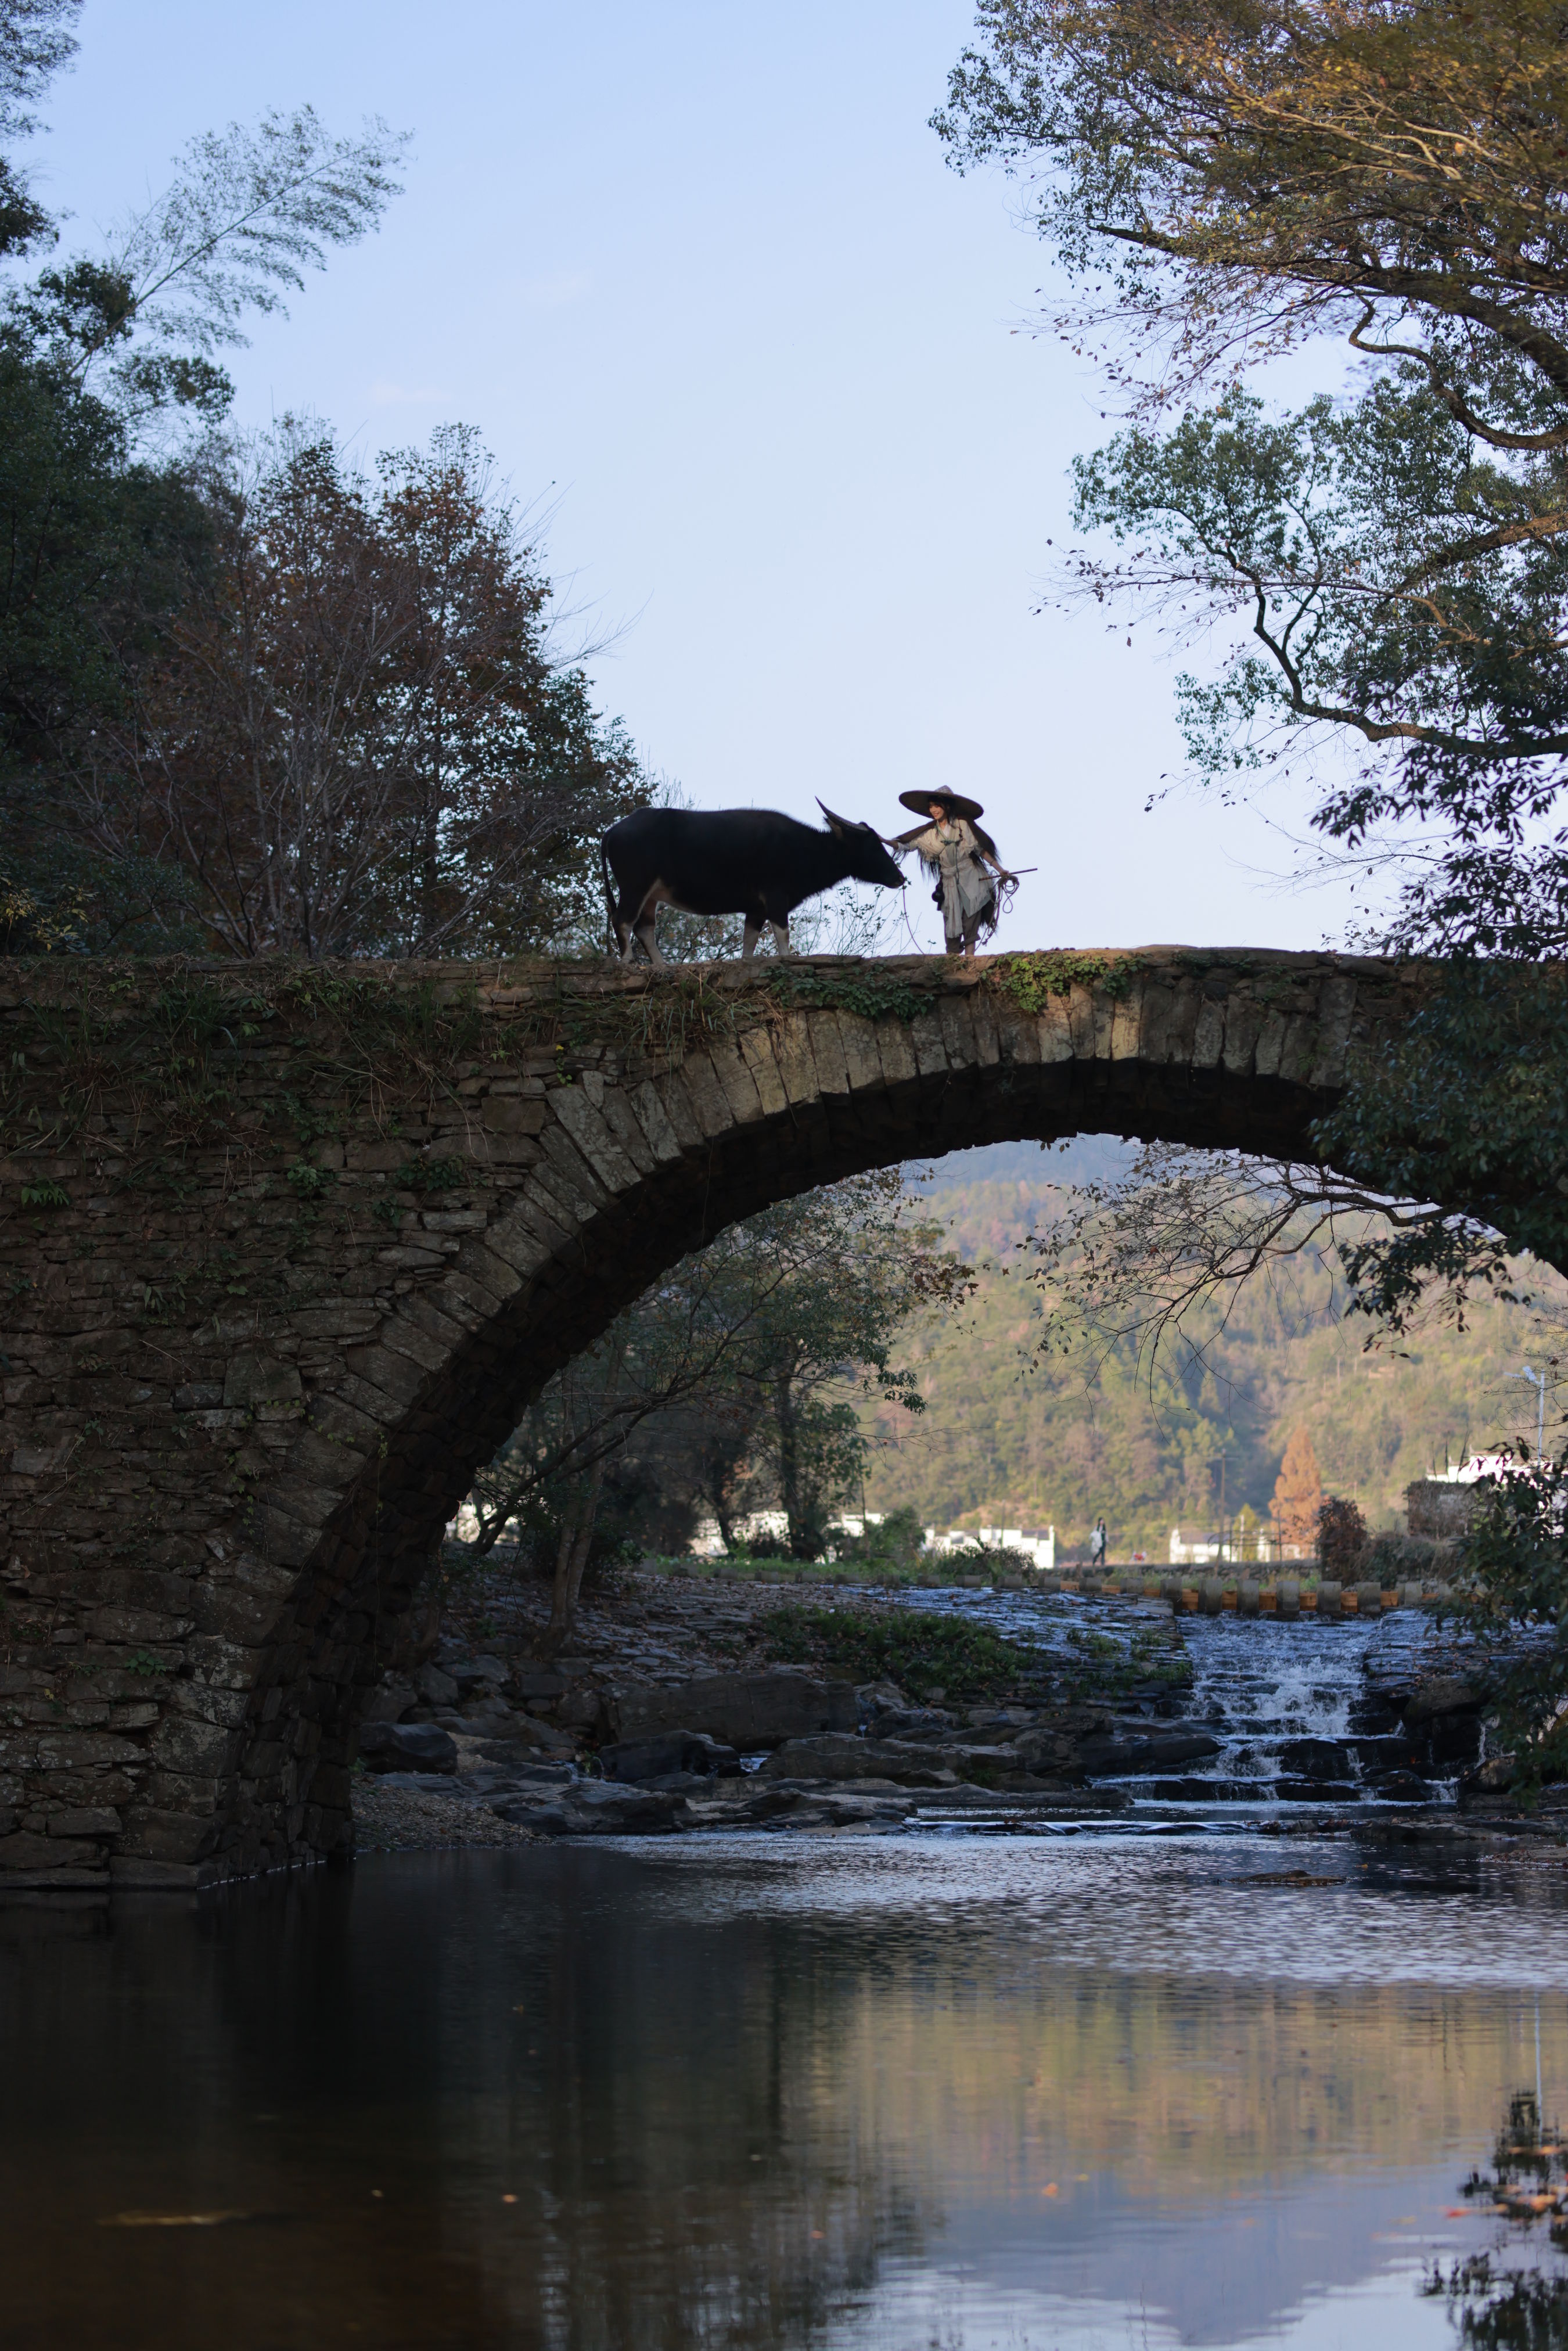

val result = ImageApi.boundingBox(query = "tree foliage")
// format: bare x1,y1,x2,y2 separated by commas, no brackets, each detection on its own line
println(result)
1068,383,1568,954
0,5,648,957
1271,1423,1322,1544
462,1171,973,1641
0,0,77,258
940,1,1568,948
1446,1455,1568,1795
56,423,644,957
937,0,1568,420
937,0,1568,1333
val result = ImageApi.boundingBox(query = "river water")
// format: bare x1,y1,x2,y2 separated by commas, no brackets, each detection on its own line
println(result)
5,1830,1568,2350
5,1596,1568,2350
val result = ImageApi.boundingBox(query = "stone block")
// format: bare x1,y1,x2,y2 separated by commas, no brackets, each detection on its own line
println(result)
628,1078,691,1161
758,1734,952,1785
1191,998,1225,1069
833,1013,882,1091
358,1720,458,1774
908,1007,948,1077
223,1353,303,1410
341,1343,427,1409
537,1126,613,1214
770,1018,819,1107
0,1829,94,1871
481,1096,546,1136
600,1731,739,1782
109,1857,218,1889
121,1811,216,1862
47,1807,120,1837
937,997,976,1070
871,1016,918,1087
736,1029,789,1116
35,1730,143,1768
153,1717,240,1774
1222,994,1266,1073
612,1671,858,1750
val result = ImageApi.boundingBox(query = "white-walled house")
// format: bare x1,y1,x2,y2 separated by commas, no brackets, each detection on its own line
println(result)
923,1523,1056,1571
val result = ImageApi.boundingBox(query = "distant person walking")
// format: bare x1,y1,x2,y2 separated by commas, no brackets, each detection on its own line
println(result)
893,792,1017,955
1089,1518,1107,1570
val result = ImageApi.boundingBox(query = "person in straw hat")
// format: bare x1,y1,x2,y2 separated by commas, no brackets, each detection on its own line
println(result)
892,791,1017,955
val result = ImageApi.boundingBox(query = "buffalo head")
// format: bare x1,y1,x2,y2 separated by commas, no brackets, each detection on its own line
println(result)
817,800,907,890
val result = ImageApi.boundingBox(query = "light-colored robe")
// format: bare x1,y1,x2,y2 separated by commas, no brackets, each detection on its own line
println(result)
903,818,999,943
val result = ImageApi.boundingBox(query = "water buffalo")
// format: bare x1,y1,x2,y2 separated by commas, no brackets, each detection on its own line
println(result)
602,801,906,964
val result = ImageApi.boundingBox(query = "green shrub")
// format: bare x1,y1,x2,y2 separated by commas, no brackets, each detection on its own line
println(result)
760,1602,1041,1700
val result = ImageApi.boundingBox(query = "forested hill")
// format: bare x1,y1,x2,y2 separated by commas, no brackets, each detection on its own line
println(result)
867,1141,1558,1559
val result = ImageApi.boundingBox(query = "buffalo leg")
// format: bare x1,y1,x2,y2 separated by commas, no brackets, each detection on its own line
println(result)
627,892,667,965
769,919,790,955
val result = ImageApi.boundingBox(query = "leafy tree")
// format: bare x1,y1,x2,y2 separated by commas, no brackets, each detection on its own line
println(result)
1271,1424,1322,1547
0,2,411,947
460,1172,972,1646
936,0,1568,1332
1316,1496,1367,1579
1066,381,1568,958
0,347,210,948
936,0,1568,424
0,0,79,260
714,1174,972,1558
937,0,1568,950
1444,1455,1568,1796
65,423,643,957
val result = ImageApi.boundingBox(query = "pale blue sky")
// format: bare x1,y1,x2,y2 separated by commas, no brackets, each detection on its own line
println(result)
21,2,1363,952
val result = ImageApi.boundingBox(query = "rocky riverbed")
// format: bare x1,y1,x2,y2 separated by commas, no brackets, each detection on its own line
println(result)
348,1565,1558,1850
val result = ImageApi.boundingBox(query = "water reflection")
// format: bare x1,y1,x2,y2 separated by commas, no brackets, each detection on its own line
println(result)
2,1835,1568,2348
1424,2090,1568,2346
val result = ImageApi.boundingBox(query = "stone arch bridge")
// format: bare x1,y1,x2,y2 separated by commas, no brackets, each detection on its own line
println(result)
0,947,1422,1889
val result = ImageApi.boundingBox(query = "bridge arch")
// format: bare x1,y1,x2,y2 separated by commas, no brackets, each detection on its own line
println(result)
0,948,1415,1886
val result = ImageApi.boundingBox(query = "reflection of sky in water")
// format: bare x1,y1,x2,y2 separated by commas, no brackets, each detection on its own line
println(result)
3,1836,1567,2349
640,1829,1568,1987
623,1836,1568,2344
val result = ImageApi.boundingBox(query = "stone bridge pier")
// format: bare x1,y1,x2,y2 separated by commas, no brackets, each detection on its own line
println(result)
0,947,1419,1888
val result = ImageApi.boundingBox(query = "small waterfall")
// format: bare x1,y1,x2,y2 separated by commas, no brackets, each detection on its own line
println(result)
889,1584,1466,1810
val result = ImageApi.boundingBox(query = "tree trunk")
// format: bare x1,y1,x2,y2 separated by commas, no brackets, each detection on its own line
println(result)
775,1369,807,1558
540,1453,607,1659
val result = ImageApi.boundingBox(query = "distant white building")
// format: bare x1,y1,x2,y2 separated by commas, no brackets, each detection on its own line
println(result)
690,1508,792,1556
1427,1453,1511,1483
1170,1523,1307,1561
1169,1525,1277,1567
924,1523,1056,1571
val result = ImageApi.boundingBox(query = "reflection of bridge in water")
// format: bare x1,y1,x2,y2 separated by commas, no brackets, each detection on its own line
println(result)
3,1838,1564,2342
0,948,1429,1887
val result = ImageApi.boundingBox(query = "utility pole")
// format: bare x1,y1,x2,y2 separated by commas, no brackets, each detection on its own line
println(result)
1515,1365,1548,1462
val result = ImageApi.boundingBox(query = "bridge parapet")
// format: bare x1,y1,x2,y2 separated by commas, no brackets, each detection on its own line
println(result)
0,947,1413,1888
